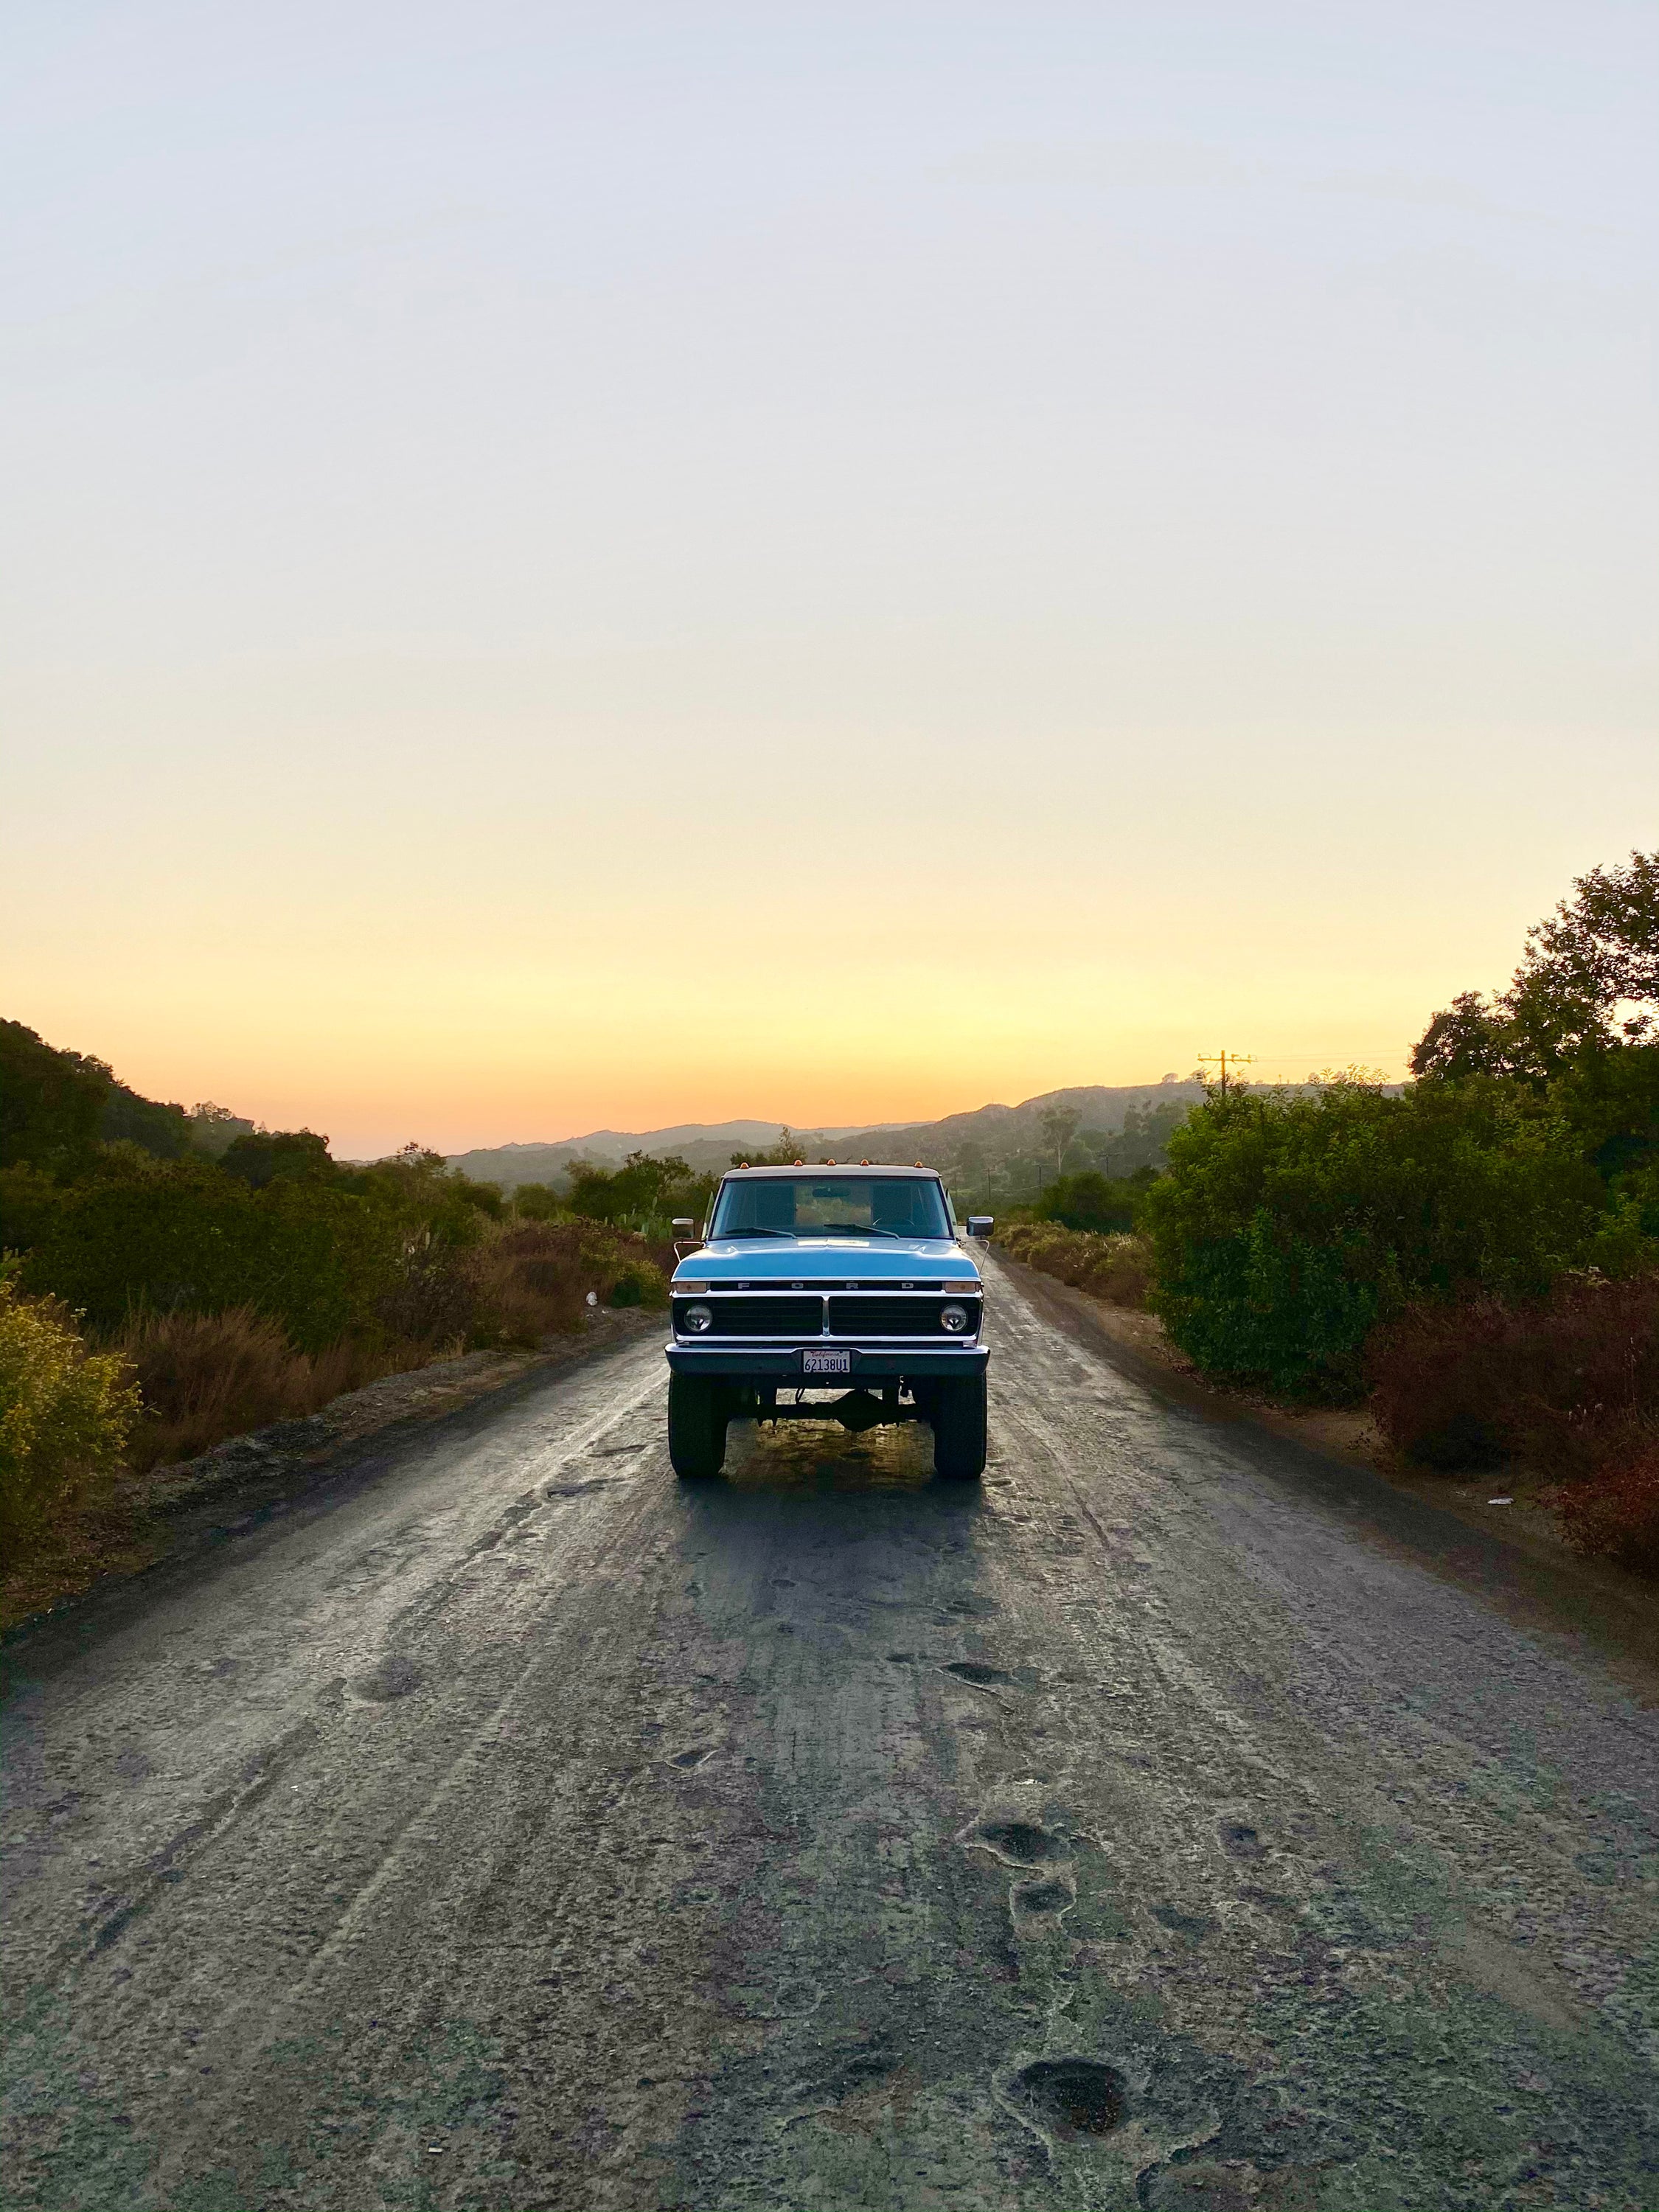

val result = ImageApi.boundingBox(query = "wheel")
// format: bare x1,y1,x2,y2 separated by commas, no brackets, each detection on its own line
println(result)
931,1374,987,1481
669,1374,728,1480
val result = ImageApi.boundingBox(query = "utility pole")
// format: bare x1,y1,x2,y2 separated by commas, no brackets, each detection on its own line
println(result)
1199,1050,1255,1096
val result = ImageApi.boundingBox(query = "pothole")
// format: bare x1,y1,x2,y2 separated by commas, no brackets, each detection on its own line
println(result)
354,1656,422,1702
1008,2058,1126,2142
973,1818,1068,1865
1012,1878,1074,1919
943,1662,1015,1688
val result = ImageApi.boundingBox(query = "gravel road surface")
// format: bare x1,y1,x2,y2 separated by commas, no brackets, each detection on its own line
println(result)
4,1254,1656,2210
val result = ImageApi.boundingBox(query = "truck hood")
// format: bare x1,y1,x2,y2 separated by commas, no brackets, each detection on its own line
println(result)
672,1237,980,1286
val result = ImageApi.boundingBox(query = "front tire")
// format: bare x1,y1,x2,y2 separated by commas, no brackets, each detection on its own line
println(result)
931,1374,987,1481
669,1374,728,1481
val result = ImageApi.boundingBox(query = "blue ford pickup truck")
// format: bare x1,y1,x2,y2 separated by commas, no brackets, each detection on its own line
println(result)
664,1164,992,1483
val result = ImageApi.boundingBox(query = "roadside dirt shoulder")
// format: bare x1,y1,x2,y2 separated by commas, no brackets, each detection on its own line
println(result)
995,1251,1659,1690
1,1307,663,1640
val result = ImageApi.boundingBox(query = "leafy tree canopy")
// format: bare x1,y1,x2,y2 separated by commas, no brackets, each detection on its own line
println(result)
219,1130,334,1189
0,1020,110,1175
1412,850,1658,1082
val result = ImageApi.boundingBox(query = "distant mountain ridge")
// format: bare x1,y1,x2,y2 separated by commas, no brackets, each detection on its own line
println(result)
445,1083,1206,1189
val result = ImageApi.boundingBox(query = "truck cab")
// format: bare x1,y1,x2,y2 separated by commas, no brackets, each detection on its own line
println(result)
664,1164,992,1481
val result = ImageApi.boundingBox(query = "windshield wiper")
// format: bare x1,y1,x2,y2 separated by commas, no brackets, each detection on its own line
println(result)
713,1225,796,1239
815,1222,903,1237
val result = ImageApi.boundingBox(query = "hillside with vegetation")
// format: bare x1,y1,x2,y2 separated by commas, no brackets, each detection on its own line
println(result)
449,1083,1209,1201
4,848,1654,1599
998,852,1659,1571
0,1027,709,1597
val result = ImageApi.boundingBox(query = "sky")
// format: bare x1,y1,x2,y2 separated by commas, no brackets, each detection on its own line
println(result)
4,1,1655,1156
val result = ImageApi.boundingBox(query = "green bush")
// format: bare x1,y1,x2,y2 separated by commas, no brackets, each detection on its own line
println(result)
0,1160,407,1354
1141,1079,1616,1397
1032,1169,1151,1234
0,1277,139,1545
566,1151,716,1237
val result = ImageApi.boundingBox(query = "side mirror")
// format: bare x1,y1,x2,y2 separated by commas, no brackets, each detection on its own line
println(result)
966,1215,994,1239
672,1216,703,1259
671,1219,695,1233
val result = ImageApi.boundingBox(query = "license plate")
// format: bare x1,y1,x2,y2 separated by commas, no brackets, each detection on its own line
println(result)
802,1349,852,1375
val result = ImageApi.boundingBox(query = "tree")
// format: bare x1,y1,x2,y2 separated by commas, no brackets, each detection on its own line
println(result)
1038,1105,1081,1175
100,1083,192,1160
1413,851,1658,1082
1141,1079,1615,1397
731,1128,811,1168
220,1130,335,1189
568,1151,714,1228
1524,849,1658,1024
188,1103,257,1159
1410,992,1513,1081
0,1021,110,1175
1036,1171,1144,1234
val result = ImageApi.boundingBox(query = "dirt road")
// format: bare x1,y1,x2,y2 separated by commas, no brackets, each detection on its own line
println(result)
4,1253,1656,2210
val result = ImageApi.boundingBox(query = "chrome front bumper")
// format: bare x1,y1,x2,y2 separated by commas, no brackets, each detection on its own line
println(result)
664,1341,989,1379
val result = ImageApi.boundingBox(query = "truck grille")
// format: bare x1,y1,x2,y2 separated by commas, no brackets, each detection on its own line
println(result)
675,1295,824,1336
825,1297,977,1337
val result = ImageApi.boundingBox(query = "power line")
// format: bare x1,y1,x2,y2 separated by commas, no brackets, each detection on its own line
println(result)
1198,1049,1255,1096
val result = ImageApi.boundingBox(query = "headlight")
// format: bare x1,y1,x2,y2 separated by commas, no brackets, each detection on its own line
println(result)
682,1304,713,1334
940,1303,970,1332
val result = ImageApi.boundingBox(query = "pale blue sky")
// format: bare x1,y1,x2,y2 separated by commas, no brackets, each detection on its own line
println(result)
4,3,1655,1150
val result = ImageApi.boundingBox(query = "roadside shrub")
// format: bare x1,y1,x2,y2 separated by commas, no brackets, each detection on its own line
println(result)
465,1221,668,1347
1032,1171,1148,1235
564,1150,716,1237
0,1279,138,1544
1368,1273,1659,1474
511,1183,570,1222
1368,1273,1659,1571
997,1223,1155,1308
1141,1079,1611,1398
375,1231,478,1347
114,1307,407,1472
468,1224,592,1345
1,1162,406,1353
1553,1441,1659,1571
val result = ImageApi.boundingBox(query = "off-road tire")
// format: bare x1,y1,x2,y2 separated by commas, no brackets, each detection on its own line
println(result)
669,1374,728,1481
931,1374,987,1481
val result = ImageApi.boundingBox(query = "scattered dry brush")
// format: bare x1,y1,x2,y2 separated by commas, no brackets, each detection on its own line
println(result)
994,1222,1155,1309
1367,1273,1659,1569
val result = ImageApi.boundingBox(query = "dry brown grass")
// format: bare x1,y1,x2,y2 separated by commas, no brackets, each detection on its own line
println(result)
995,1223,1155,1308
113,1307,419,1472
467,1221,669,1346
467,1224,593,1346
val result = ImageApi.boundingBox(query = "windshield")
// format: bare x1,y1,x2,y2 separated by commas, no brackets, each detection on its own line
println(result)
710,1175,952,1240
